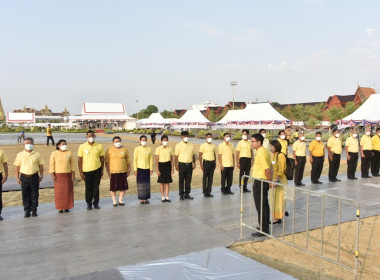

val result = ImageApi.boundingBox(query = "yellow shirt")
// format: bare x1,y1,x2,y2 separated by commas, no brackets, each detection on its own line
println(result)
199,142,216,161
236,140,252,158
278,138,288,155
292,140,306,156
263,138,270,150
360,135,373,150
218,142,234,167
0,149,8,173
49,150,75,173
133,146,153,171
14,150,44,175
372,135,380,151
78,142,105,172
252,147,271,180
345,136,359,153
46,127,53,136
105,146,130,173
155,145,174,163
272,152,287,181
327,136,342,155
309,140,325,157
175,141,194,163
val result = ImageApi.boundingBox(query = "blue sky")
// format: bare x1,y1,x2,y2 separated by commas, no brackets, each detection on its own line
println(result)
1,0,380,115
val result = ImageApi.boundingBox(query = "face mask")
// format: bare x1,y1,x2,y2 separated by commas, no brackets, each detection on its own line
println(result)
206,138,212,143
114,142,121,148
141,141,147,146
366,131,371,136
88,137,95,143
225,137,231,142
183,137,189,143
300,136,305,141
60,145,67,151
280,135,285,140
316,136,322,141
162,141,168,147
25,144,34,151
262,133,266,138
352,134,357,138
335,133,340,138
378,133,380,137
242,135,248,140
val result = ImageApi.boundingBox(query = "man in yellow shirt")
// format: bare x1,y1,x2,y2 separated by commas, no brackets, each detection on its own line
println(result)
292,132,306,186
345,128,359,180
278,130,288,155
251,133,271,237
360,127,373,178
309,132,325,184
0,148,8,221
78,130,105,210
199,133,216,197
14,137,44,218
371,127,380,177
175,131,195,200
46,124,55,146
218,133,235,195
259,128,270,150
236,129,253,193
327,128,342,182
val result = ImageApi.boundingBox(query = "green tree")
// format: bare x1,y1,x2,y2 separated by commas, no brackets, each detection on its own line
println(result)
326,107,344,122
146,105,158,114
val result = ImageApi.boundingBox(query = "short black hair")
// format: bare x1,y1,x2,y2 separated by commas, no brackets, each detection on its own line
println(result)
205,133,212,137
56,139,66,150
376,127,380,132
252,133,263,145
316,131,322,136
259,128,266,134
270,140,282,153
242,129,249,134
181,131,189,136
278,130,285,136
161,134,168,141
332,127,338,133
140,135,147,141
86,130,95,136
24,137,34,142
112,136,121,142
223,132,230,137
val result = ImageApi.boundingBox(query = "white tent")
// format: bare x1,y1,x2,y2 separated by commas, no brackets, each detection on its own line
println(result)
172,110,212,129
7,112,35,123
336,94,380,127
214,110,244,128
137,113,172,128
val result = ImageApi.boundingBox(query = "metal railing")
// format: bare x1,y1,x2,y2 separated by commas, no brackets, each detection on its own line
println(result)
239,175,361,279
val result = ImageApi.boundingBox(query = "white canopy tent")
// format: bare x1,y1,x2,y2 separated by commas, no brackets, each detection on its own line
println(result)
214,110,244,129
172,110,212,130
137,113,171,128
6,112,35,123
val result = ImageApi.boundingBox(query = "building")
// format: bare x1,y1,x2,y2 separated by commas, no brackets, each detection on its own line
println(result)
12,103,71,123
224,101,246,110
192,101,220,111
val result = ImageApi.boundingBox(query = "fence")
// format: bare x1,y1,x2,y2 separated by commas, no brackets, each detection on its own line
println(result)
240,175,361,279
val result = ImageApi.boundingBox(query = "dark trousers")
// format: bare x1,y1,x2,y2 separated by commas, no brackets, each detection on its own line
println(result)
202,160,215,194
347,152,358,179
239,157,251,189
253,180,270,233
294,156,306,184
20,173,39,212
84,168,101,205
328,153,341,180
221,167,233,193
361,150,373,177
371,150,380,176
178,163,193,196
311,156,324,183
0,173,3,214
47,136,55,146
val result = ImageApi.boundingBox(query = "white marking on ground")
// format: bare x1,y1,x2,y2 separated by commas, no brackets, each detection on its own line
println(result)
362,183,380,189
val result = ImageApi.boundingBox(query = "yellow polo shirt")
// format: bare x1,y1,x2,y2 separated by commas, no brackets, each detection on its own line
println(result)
309,140,325,157
0,149,8,173
49,150,76,173
133,146,153,171
360,135,373,151
78,142,105,172
46,127,53,136
236,140,252,158
175,141,194,163
199,142,216,161
105,146,130,173
251,147,271,180
155,145,174,163
372,135,380,151
263,138,270,150
218,142,234,167
292,140,306,156
327,136,342,155
14,150,44,175
345,136,359,153
278,138,288,155
272,152,287,181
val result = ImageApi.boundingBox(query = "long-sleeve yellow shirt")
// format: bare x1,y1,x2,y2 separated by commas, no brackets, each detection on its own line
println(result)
133,146,153,171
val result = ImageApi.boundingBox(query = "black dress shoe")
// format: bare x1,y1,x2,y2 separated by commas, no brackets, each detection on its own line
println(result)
317,181,323,184
0,215,3,221
208,193,214,197
226,191,234,195
118,202,125,206
329,179,337,182
93,204,100,209
353,177,358,180
32,211,38,217
298,183,305,186
243,188,251,193
180,195,185,200
285,211,289,217
24,212,31,218
372,174,380,177
113,203,118,207
251,232,267,237
58,210,64,213
64,209,70,213
272,219,282,224
185,195,194,200
311,181,319,184
87,205,92,210
335,178,341,182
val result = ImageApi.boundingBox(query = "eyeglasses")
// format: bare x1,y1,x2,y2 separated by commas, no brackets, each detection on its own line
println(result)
251,140,258,143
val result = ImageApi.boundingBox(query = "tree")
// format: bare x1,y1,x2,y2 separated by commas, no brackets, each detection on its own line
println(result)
146,105,158,114
326,107,344,122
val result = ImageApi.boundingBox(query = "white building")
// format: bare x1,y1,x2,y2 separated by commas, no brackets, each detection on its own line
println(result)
192,101,220,111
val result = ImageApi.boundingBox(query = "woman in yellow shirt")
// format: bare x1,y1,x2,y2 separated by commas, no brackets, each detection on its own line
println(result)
49,139,75,213
269,140,287,224
155,135,174,202
105,136,131,207
133,135,153,204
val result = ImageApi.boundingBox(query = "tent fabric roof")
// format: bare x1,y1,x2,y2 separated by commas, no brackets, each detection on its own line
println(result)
81,103,126,114
174,110,211,124
7,112,35,122
138,113,170,124
216,110,244,124
69,114,135,121
341,94,380,122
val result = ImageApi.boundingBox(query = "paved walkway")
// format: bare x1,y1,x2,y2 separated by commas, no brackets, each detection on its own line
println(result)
0,174,379,280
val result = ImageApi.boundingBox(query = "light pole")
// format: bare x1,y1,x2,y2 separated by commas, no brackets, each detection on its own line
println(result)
230,81,237,110
136,100,139,120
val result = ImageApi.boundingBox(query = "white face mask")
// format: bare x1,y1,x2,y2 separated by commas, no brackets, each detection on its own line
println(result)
206,138,212,143
316,136,322,141
352,134,357,138
88,137,95,143
60,145,67,151
300,136,305,141
25,144,34,151
366,131,371,136
335,133,340,138
378,133,380,137
225,137,231,142
162,141,168,147
183,137,189,143
141,141,147,146
280,135,285,140
242,135,248,140
262,133,266,138
114,142,121,148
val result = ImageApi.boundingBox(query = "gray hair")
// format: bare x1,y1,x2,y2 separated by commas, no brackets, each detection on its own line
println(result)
24,137,34,143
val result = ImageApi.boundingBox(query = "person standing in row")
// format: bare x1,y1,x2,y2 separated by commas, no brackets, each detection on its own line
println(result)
345,128,359,180
46,124,55,146
259,129,270,150
360,127,373,178
151,130,156,144
309,132,325,184
14,138,44,218
49,139,75,213
292,132,306,186
251,133,272,237
278,130,288,155
78,130,104,210
175,131,195,200
236,129,252,193
199,133,216,198
134,135,153,204
155,135,174,202
371,127,380,177
327,128,342,182
105,136,130,207
0,148,8,221
218,133,235,195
